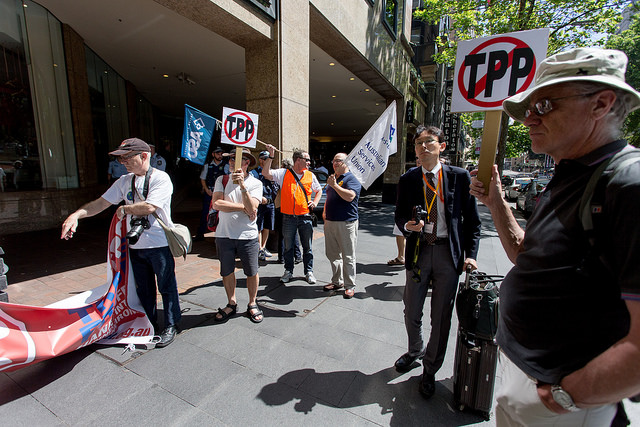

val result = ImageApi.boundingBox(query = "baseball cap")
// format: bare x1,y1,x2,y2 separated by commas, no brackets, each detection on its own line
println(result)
503,48,640,122
259,151,270,159
212,146,223,153
109,138,151,156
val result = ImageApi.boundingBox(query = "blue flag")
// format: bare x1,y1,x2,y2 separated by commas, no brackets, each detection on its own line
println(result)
181,104,218,165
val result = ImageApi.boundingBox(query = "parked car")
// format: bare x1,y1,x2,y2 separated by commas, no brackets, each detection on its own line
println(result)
311,168,328,212
516,178,550,216
504,177,533,201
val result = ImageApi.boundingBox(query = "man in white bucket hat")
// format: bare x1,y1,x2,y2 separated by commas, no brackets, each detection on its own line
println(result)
471,48,640,425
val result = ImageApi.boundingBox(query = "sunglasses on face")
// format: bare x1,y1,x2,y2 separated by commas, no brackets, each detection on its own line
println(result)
119,152,141,163
524,91,600,118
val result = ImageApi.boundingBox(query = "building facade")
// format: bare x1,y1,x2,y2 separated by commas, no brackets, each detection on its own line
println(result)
0,0,433,234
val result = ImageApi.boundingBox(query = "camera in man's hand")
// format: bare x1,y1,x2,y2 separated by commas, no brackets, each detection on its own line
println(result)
127,216,150,244
413,205,428,225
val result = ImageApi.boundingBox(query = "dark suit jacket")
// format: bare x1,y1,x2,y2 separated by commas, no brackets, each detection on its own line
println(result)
395,164,481,274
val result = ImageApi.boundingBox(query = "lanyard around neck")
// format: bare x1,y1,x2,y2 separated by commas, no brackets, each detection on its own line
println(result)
422,169,443,219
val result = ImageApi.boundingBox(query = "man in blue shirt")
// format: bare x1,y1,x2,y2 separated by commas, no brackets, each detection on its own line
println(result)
322,152,362,298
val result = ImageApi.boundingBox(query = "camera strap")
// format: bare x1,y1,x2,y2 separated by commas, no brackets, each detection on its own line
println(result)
131,167,153,202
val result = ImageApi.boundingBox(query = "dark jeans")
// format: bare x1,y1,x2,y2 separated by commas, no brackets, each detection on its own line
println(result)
282,214,313,273
129,246,181,329
275,208,300,260
197,193,212,237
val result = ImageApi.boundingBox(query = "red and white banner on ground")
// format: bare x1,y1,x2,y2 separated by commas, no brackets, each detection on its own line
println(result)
0,216,154,372
452,29,549,113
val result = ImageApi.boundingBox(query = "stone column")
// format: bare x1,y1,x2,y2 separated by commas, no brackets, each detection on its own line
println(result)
246,0,309,163
62,24,97,187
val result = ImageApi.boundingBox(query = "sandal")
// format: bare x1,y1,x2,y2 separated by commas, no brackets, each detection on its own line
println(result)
214,303,237,322
387,257,405,266
323,283,344,291
344,288,355,299
247,303,263,323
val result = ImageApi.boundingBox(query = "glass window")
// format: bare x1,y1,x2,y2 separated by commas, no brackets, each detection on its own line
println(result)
0,0,40,190
384,0,398,36
85,48,130,184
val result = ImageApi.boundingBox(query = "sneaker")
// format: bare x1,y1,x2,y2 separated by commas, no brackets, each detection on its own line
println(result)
295,257,303,264
263,249,273,258
258,250,266,261
305,272,317,284
280,270,293,283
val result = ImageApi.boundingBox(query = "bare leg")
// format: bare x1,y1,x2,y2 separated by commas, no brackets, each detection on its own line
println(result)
396,235,405,262
247,273,262,322
260,229,270,250
215,272,237,320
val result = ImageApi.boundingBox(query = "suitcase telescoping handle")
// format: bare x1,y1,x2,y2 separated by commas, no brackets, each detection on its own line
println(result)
464,264,472,290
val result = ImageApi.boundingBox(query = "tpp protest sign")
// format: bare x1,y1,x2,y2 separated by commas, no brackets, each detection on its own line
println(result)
182,104,217,165
451,29,549,113
221,107,259,148
345,101,397,190
452,29,548,189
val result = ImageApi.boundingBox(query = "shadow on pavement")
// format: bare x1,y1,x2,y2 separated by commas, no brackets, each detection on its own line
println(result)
257,367,487,426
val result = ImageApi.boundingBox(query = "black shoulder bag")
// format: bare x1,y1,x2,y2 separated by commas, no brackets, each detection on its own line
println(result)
287,168,318,227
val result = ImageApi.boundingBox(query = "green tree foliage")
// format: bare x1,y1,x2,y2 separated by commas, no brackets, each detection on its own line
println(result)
415,0,631,169
607,12,640,147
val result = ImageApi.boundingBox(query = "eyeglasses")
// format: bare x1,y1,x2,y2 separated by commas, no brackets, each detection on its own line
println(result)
524,92,600,118
119,152,141,163
415,138,439,146
229,157,251,162
299,157,311,162
332,159,344,164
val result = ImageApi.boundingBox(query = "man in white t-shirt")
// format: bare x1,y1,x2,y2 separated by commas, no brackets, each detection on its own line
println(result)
212,148,264,323
61,138,181,348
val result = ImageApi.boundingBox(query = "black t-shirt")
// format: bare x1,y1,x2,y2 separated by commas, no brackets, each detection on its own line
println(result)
498,140,640,384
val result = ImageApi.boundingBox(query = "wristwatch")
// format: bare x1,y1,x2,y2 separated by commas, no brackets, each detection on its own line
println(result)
551,385,580,412
269,156,274,159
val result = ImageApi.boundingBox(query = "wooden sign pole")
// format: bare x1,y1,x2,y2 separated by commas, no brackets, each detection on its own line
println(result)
234,146,244,182
477,110,503,192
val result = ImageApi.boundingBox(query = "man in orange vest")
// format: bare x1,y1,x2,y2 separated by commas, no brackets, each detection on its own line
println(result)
263,144,322,284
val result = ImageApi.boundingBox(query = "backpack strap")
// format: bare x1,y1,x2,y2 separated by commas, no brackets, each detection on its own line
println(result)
578,146,640,273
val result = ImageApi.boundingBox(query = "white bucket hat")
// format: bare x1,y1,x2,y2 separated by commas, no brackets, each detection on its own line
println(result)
503,47,640,122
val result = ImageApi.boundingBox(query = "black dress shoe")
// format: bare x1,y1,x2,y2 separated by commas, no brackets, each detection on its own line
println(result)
419,373,436,399
394,350,425,372
156,325,178,348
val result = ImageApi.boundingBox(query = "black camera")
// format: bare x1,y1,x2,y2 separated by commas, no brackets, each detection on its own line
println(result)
126,216,151,245
412,205,428,224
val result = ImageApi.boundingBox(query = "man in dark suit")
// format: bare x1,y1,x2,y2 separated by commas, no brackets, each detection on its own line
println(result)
394,124,481,399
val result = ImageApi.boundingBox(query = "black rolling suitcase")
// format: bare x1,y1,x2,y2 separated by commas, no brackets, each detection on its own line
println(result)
453,269,502,420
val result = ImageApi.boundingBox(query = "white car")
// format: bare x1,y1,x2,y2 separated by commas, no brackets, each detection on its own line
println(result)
504,177,532,201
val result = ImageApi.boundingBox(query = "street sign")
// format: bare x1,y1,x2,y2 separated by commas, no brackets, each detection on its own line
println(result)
452,29,549,113
221,107,259,148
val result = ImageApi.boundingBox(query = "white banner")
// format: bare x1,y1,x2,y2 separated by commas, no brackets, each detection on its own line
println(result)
345,101,397,189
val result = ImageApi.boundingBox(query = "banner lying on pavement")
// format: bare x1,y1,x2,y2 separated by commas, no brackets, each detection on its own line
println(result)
0,216,154,372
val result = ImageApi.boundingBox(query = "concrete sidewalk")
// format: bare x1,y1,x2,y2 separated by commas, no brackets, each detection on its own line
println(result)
1,195,637,426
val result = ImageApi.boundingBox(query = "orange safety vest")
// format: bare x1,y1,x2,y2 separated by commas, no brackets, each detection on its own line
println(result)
281,169,313,215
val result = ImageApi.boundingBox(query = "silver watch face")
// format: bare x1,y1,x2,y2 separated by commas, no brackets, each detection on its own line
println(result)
552,387,576,410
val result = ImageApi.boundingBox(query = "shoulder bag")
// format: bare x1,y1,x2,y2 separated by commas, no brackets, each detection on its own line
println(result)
455,267,502,341
287,168,318,227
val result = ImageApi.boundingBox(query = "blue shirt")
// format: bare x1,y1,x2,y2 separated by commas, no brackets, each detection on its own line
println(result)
325,172,361,221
